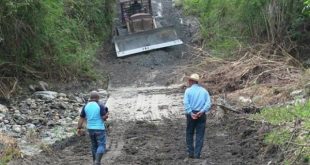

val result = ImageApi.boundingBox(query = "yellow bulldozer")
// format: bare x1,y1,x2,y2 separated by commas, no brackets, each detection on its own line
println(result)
113,0,183,57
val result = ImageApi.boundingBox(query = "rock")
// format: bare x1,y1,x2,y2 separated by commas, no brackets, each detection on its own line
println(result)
12,125,22,133
73,96,83,103
25,123,36,129
0,114,5,121
31,117,47,125
30,103,37,109
34,91,58,100
47,120,55,127
50,103,58,109
0,104,8,113
38,81,48,91
58,93,67,98
239,96,252,104
57,102,67,109
29,81,49,92
13,114,27,125
26,98,33,106
290,89,304,97
28,85,36,92
44,100,53,104
4,120,9,124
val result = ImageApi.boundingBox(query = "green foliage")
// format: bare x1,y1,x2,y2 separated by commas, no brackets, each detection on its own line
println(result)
0,0,113,80
182,0,309,56
304,0,310,15
264,128,291,145
252,100,310,164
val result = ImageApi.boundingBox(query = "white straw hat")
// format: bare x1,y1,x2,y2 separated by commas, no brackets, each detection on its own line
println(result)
185,73,200,82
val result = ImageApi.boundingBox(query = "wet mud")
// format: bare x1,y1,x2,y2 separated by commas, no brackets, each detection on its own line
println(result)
10,113,279,165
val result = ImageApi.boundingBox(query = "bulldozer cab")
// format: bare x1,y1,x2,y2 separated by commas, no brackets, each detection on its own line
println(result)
119,0,152,23
120,0,154,33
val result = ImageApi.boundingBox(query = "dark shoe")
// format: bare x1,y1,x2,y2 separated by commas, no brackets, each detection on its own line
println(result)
92,153,96,162
95,153,104,165
188,154,194,158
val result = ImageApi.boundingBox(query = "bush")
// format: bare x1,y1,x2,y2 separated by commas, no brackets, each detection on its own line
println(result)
252,100,310,164
0,0,114,80
182,0,309,57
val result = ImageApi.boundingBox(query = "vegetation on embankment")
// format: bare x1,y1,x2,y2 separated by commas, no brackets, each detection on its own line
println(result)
182,0,310,62
0,0,114,81
181,1,310,164
252,100,310,164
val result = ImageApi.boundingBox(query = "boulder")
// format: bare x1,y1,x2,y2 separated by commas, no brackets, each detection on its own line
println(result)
12,125,22,133
38,81,48,91
239,96,252,104
29,81,49,92
58,93,67,98
25,123,36,130
34,91,58,100
0,104,8,113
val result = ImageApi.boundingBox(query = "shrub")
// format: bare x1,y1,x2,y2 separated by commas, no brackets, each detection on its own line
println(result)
182,0,309,57
252,100,310,164
0,0,114,80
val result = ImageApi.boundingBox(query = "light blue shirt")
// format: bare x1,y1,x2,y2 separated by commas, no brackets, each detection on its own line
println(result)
183,84,211,114
82,102,105,130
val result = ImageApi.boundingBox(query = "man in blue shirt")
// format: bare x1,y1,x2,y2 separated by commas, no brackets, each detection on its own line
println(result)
77,91,108,165
183,73,211,159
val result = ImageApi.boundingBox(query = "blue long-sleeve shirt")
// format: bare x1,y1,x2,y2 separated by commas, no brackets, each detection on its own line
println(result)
183,84,211,114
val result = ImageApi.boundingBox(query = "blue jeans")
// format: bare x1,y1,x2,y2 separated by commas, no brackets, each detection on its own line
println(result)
88,129,106,161
186,113,206,158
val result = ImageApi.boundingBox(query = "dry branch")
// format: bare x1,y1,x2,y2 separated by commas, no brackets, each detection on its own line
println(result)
213,103,241,114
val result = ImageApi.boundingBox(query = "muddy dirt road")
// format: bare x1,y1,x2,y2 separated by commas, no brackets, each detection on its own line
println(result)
9,0,276,164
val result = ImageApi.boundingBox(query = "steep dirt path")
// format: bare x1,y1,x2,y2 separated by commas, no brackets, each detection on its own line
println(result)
9,0,275,164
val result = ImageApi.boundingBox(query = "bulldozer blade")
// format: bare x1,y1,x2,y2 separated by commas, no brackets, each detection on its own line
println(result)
114,26,183,57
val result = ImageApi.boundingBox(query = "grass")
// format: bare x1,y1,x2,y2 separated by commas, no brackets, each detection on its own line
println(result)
0,147,20,165
182,0,308,57
251,100,310,164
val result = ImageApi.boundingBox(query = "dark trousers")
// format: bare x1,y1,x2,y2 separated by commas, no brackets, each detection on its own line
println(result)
186,113,206,158
88,129,106,161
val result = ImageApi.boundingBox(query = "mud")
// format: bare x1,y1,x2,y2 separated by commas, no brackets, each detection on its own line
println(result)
10,113,280,165
8,0,282,164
